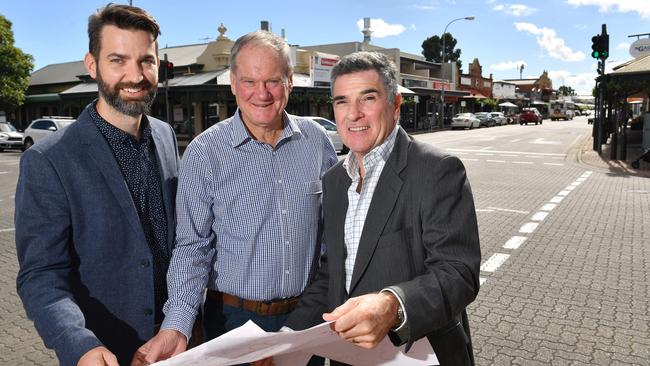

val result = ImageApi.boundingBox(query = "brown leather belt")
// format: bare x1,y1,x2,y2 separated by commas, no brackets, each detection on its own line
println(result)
207,290,299,316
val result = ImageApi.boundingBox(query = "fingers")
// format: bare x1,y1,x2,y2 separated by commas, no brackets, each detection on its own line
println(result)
103,351,119,366
251,357,275,366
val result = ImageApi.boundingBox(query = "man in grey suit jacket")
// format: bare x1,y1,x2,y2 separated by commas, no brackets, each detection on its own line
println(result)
283,52,481,365
15,4,178,366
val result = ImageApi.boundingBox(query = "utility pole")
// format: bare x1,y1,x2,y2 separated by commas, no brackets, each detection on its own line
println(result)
164,53,171,124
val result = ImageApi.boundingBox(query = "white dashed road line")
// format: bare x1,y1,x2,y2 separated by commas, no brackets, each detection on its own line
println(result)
487,207,529,214
478,170,593,286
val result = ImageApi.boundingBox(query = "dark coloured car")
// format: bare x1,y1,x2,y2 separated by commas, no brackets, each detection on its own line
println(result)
474,112,497,127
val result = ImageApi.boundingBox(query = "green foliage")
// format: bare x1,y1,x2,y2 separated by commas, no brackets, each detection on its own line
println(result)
0,14,34,111
558,85,576,96
478,98,498,111
421,32,463,71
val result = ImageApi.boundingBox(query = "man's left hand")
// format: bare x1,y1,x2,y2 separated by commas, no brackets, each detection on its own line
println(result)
322,292,399,349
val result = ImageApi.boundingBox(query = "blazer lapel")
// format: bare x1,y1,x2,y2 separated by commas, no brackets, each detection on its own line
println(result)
349,129,410,293
326,164,351,305
78,115,147,245
150,122,177,252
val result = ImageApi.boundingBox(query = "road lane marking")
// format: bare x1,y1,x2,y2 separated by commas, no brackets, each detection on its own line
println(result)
486,160,506,163
540,203,556,211
447,148,564,156
558,190,571,196
487,207,529,214
480,277,487,285
480,253,511,272
476,153,495,156
0,171,9,175
531,212,548,221
550,196,565,203
0,228,15,232
510,139,522,142
576,177,586,182
503,236,527,249
525,155,544,159
565,185,576,190
462,158,479,161
499,154,518,157
519,223,539,233
571,181,582,186
544,163,564,166
512,161,534,164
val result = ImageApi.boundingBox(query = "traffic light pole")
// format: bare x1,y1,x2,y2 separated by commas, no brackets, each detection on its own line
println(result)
164,53,171,124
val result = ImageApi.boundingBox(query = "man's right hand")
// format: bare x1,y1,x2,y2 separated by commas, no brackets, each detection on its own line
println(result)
77,346,118,366
130,329,188,366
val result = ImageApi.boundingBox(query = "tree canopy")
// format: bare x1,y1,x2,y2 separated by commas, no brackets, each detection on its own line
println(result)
557,85,576,96
421,32,463,71
0,14,33,112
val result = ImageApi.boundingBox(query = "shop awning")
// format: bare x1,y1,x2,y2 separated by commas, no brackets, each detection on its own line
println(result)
499,102,518,108
24,93,61,102
398,85,416,95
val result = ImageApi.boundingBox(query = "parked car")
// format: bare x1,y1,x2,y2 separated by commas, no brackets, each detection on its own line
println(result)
306,116,348,153
0,121,25,152
489,112,508,126
23,116,76,149
519,108,543,125
451,113,480,130
474,112,497,127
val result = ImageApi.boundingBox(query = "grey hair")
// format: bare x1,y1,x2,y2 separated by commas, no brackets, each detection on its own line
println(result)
330,51,399,103
229,30,293,77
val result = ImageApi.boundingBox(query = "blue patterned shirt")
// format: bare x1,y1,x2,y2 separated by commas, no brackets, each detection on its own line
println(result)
162,110,337,338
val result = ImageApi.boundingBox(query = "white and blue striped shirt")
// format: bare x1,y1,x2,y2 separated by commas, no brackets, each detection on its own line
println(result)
162,110,337,338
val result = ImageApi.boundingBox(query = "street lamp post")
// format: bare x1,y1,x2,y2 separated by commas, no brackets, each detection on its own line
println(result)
439,16,475,129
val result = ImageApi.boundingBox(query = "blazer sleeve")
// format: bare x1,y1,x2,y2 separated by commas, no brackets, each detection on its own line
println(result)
15,148,103,365
284,250,331,330
389,154,481,347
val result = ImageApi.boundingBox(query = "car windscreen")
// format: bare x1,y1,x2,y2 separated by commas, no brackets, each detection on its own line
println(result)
56,120,76,128
0,123,17,132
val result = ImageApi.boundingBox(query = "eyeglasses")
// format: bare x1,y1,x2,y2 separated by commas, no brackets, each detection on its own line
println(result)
238,78,287,91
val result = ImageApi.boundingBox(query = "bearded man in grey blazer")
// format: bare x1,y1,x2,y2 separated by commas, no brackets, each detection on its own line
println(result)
284,51,482,366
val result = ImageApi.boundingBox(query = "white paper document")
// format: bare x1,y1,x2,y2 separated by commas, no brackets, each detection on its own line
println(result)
152,321,438,366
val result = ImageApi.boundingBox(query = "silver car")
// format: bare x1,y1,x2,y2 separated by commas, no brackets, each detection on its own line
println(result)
489,112,508,125
0,122,25,151
23,116,76,149
307,116,348,153
451,113,480,130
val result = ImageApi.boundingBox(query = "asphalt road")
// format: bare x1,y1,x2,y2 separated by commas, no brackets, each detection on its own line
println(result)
1,116,648,365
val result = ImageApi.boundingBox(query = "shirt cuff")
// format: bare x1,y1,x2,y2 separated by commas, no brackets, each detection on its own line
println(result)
160,305,197,342
380,288,408,331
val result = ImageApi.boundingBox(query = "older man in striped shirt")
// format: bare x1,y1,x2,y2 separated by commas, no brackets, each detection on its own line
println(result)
132,31,337,364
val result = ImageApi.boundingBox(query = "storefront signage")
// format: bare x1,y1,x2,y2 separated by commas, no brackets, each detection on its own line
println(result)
630,38,650,58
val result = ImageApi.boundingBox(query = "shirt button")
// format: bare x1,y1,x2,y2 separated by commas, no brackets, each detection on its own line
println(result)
140,259,150,268
144,308,153,316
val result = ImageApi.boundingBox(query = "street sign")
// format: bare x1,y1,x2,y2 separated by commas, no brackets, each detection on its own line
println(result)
629,38,650,58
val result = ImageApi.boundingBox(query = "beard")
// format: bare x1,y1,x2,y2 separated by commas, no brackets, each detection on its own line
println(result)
96,68,157,117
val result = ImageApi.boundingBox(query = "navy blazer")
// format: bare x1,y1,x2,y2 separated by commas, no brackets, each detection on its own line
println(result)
15,105,179,366
286,128,481,365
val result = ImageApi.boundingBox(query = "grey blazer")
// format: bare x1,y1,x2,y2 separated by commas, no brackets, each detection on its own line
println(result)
286,128,481,365
15,105,179,366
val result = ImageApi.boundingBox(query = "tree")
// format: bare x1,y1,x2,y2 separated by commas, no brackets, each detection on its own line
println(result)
0,14,34,112
558,85,576,96
421,32,462,71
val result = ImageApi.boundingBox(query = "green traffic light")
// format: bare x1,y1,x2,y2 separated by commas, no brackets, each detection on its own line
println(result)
592,51,600,58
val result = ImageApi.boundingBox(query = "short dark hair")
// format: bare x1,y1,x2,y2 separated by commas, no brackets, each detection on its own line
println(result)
229,31,293,77
88,3,160,59
330,51,399,103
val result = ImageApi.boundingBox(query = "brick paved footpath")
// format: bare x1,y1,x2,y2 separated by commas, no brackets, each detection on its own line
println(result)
468,134,650,365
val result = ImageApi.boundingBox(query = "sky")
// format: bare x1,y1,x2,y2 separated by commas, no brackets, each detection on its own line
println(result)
2,0,649,96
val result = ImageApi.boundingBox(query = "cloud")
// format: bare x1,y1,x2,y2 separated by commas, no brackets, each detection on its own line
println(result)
410,24,417,31
515,22,585,61
567,0,650,19
493,4,537,16
490,60,528,71
616,42,630,50
356,18,406,38
548,70,597,95
573,24,587,30
412,4,435,10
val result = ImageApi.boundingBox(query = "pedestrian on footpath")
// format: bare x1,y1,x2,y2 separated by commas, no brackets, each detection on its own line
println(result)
259,51,481,366
15,4,179,366
131,30,337,365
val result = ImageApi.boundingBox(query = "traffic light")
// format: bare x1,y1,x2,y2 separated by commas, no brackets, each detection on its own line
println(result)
591,34,609,60
591,35,602,59
158,60,174,81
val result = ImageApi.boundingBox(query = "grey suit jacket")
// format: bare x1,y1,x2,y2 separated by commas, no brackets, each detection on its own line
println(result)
286,127,481,365
15,105,179,366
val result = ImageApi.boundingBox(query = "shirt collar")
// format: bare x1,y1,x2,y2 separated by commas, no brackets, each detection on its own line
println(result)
231,108,301,148
343,125,399,180
89,99,152,145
